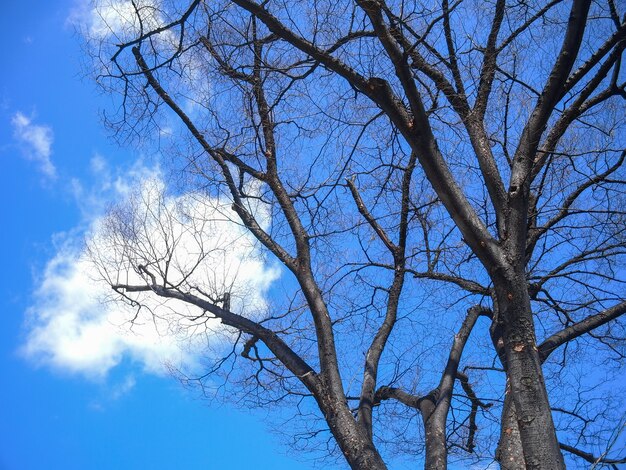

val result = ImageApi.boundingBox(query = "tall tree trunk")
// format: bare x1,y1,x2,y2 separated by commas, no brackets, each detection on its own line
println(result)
424,421,447,469
495,277,565,469
420,398,447,470
496,384,526,470
317,387,388,470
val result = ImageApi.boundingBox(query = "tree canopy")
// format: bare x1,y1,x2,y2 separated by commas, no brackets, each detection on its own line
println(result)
84,0,626,468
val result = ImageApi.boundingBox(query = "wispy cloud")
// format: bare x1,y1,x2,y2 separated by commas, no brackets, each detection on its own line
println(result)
11,112,56,179
68,0,205,121
89,375,137,411
110,375,136,400
68,0,168,41
22,159,280,380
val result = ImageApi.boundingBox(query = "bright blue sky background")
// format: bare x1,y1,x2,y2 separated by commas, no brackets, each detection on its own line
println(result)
0,1,322,469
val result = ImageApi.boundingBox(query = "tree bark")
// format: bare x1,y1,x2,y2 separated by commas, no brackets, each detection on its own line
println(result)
317,388,388,470
422,306,485,470
424,424,447,469
496,299,626,468
496,384,526,470
495,276,565,469
423,402,447,470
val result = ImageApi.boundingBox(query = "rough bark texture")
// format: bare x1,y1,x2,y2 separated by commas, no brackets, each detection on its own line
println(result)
495,278,565,469
496,300,626,468
424,411,447,470
320,396,387,470
496,387,526,470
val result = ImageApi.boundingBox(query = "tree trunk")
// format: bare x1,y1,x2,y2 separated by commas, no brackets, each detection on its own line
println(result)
420,397,448,470
316,390,387,469
496,383,525,470
424,422,447,470
495,277,565,469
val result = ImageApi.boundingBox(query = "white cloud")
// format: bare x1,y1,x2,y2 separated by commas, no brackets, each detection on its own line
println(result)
68,0,207,121
110,375,136,400
22,161,280,379
92,0,164,39
69,0,172,44
11,112,56,178
88,374,137,411
70,155,155,217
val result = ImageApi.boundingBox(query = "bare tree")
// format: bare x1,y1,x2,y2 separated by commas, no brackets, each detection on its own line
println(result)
84,0,626,468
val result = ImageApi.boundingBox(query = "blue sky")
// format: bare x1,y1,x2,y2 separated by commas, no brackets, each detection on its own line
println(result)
0,1,320,469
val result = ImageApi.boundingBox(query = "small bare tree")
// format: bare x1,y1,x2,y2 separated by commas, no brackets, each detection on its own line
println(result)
84,0,626,468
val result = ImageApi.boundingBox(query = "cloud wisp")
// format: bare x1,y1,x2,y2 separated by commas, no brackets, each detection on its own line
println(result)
22,161,280,379
69,0,172,45
11,112,56,178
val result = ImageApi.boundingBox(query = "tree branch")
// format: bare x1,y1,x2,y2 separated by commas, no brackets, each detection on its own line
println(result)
456,370,492,453
112,283,319,390
539,300,626,361
508,0,592,256
559,442,626,466
132,46,297,269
